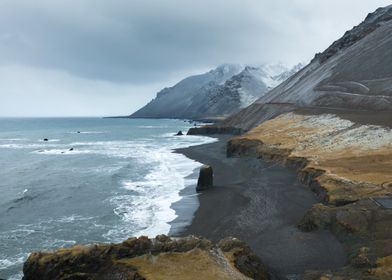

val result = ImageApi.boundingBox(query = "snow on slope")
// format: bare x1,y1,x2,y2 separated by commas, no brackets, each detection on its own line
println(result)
130,63,303,119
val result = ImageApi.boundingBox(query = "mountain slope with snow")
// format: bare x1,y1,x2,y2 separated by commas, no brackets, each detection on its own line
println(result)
221,5,392,130
130,63,302,120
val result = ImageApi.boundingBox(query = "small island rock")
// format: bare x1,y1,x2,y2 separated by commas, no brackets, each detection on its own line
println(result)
175,130,184,136
196,165,213,192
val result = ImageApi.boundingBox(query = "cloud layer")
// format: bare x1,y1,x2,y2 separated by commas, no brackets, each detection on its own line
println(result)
0,0,391,116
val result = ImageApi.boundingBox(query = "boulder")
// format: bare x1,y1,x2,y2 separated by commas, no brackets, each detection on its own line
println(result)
175,130,184,136
43,138,48,142
196,165,213,192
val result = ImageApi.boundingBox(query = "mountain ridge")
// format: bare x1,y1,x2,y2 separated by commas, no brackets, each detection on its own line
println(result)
130,63,302,120
218,5,392,131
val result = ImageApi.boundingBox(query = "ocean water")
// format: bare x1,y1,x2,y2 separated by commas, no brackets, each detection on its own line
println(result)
0,118,216,280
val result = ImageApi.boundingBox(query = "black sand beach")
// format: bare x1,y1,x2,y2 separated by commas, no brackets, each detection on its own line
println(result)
171,136,346,279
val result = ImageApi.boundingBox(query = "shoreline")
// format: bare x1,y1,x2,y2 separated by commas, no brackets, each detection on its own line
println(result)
171,135,346,279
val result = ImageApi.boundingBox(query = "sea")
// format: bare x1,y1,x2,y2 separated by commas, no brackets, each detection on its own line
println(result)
0,118,216,280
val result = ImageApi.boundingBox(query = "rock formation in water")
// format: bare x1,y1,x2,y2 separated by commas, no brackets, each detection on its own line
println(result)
22,235,269,280
130,63,302,120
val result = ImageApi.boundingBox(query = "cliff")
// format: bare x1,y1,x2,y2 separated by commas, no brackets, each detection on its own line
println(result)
22,235,269,280
227,112,392,279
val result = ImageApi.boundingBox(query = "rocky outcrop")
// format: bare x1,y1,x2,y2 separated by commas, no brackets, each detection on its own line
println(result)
196,165,213,192
228,112,392,205
313,5,392,64
227,111,392,279
187,126,243,135
22,235,269,280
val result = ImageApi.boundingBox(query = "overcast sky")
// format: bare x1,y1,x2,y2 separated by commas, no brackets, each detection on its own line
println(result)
0,0,391,117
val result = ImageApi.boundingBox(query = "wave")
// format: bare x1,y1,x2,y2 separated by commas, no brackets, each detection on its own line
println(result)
8,272,23,280
0,254,27,271
69,131,106,134
0,138,28,141
137,125,169,129
0,143,62,149
104,133,217,241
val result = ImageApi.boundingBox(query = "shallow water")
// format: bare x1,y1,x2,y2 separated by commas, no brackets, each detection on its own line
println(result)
0,118,216,279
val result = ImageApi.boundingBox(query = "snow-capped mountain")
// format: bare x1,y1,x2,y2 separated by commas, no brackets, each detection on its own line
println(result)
223,63,304,108
130,63,302,120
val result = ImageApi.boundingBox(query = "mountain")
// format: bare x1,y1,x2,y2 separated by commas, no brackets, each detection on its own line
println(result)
220,5,392,130
215,6,392,279
130,63,302,120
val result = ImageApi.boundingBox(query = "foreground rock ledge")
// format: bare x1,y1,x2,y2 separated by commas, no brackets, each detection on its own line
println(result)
22,235,269,280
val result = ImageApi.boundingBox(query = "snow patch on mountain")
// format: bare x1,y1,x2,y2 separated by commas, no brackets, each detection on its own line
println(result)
130,63,303,119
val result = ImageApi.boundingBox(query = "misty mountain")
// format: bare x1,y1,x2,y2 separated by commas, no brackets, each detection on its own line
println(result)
130,63,302,120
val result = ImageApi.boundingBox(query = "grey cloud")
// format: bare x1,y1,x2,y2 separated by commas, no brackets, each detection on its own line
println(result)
0,0,391,116
0,0,389,83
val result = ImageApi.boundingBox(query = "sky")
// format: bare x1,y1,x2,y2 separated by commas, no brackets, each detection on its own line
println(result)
0,0,391,117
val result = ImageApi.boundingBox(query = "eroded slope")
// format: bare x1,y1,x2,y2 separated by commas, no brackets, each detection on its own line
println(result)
229,112,392,205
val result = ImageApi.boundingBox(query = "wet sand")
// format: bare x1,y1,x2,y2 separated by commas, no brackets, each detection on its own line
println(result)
170,136,346,279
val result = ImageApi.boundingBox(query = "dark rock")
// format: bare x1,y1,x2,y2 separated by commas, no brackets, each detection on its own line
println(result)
175,130,183,136
77,131,81,134
187,126,243,135
196,165,213,192
69,148,74,151
43,138,48,142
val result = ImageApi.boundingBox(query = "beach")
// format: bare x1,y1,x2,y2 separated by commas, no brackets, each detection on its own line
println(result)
171,136,346,279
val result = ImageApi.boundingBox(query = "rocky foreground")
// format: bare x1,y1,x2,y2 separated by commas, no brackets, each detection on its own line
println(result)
22,235,269,280
227,112,392,279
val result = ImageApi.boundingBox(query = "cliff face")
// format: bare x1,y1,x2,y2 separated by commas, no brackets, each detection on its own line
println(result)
22,235,269,280
130,64,301,120
227,112,392,280
220,5,392,131
228,112,392,205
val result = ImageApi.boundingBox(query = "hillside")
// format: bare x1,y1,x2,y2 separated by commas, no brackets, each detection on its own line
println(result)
219,5,392,130
130,64,302,120
215,5,392,279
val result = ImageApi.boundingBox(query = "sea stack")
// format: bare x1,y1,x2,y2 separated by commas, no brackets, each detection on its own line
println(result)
196,165,213,192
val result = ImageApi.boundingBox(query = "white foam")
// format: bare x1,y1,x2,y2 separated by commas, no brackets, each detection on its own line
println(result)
0,138,28,141
0,142,63,150
0,254,27,270
8,272,23,280
104,133,217,240
137,125,169,129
